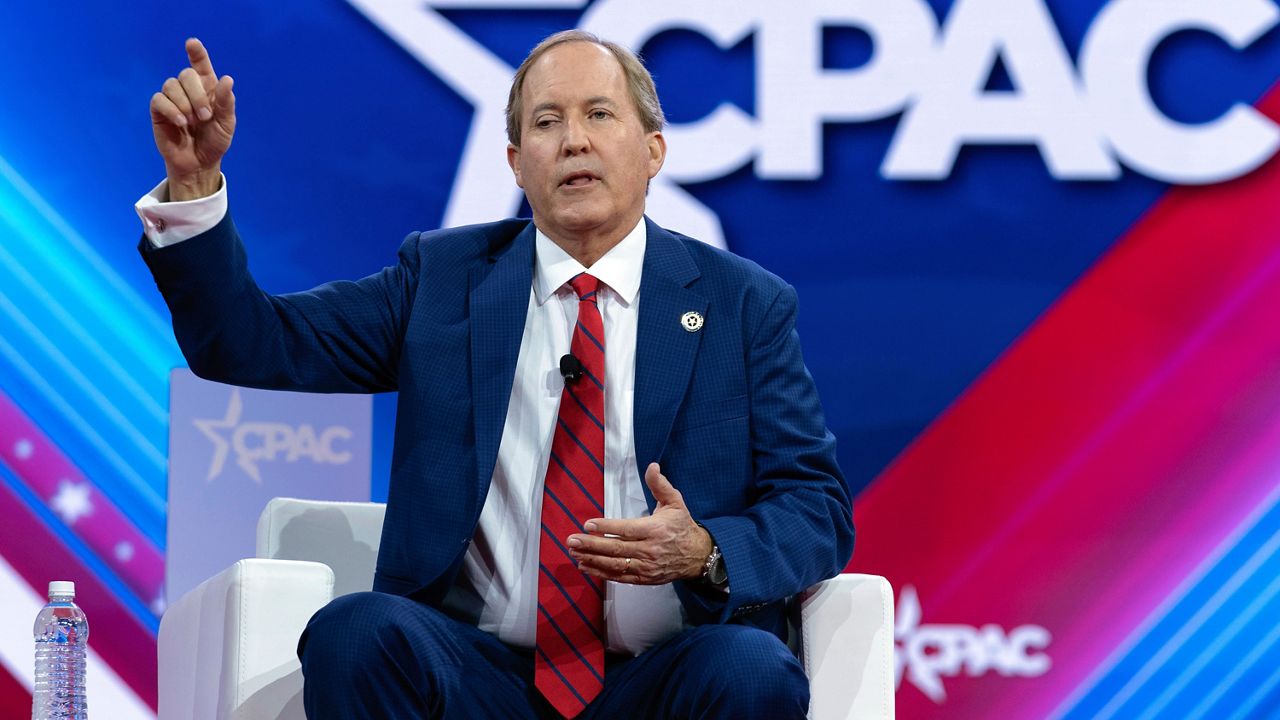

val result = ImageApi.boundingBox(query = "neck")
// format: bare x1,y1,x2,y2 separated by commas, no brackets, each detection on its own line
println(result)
537,215,641,267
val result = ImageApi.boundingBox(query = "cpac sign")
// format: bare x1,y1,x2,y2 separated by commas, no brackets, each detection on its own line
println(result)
193,388,354,483
596,0,1280,184
895,585,1051,703
349,0,1280,246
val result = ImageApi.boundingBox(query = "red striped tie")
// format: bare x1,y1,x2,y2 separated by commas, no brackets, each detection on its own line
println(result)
536,273,606,718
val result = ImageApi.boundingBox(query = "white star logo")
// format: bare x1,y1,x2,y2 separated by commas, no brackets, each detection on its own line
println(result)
114,541,135,563
344,0,727,248
893,584,947,702
892,584,1052,703
193,389,256,482
50,480,94,525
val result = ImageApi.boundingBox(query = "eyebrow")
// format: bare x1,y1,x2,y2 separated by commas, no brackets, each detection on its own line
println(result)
529,97,619,116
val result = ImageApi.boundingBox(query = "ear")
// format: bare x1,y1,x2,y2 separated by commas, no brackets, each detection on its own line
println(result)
646,131,666,179
507,143,524,188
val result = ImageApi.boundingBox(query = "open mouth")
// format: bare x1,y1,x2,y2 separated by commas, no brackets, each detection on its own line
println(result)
561,171,599,187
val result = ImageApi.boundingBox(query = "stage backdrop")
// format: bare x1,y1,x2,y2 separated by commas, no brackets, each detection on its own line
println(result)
1,1,1280,717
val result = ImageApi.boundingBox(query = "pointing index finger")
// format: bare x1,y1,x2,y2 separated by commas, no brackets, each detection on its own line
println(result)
185,38,218,86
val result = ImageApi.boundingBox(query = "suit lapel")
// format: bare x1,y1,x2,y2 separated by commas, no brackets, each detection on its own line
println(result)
633,218,705,508
470,224,536,491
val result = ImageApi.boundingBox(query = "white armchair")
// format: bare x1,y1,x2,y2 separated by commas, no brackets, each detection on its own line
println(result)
158,498,895,720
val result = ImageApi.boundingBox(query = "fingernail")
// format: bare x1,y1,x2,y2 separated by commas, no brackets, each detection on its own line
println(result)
584,522,597,532
197,107,212,121
174,114,188,127
567,537,581,548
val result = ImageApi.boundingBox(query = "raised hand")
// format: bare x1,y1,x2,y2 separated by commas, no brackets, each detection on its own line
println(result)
150,38,236,201
567,463,714,585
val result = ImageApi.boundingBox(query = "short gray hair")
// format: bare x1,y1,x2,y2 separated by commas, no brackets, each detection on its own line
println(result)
505,29,665,146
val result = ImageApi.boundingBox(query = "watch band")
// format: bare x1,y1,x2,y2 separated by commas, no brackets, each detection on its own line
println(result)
695,521,728,588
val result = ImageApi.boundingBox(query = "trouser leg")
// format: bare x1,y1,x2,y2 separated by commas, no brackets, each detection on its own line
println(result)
297,591,547,719
584,624,809,719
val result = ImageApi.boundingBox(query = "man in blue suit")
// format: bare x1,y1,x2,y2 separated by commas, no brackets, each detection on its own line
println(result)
140,30,853,719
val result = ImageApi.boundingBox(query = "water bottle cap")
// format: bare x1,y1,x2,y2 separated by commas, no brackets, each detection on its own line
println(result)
48,581,75,598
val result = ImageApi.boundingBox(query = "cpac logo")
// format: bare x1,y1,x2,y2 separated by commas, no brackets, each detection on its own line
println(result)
895,585,1051,703
346,0,1280,248
193,389,354,483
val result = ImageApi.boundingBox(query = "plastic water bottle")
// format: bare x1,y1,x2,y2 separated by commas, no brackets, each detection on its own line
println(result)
32,581,88,720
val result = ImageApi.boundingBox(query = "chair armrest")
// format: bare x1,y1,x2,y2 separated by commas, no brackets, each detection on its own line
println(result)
255,498,386,598
800,573,895,720
158,558,335,720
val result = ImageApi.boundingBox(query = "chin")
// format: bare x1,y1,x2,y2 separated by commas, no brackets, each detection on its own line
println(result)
551,207,613,233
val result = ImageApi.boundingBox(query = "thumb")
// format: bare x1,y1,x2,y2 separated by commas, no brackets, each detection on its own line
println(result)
645,463,684,509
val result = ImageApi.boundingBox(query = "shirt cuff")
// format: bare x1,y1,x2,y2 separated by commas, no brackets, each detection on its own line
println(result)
134,174,228,248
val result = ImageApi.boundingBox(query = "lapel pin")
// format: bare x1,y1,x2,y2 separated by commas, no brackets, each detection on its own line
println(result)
681,311,704,333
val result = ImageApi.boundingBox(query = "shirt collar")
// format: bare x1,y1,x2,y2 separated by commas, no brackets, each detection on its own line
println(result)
533,218,646,307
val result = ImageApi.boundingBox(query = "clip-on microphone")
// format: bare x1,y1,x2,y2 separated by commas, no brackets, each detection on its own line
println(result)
559,354,585,384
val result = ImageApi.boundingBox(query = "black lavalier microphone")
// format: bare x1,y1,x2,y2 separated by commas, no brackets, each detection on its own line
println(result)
559,354,585,384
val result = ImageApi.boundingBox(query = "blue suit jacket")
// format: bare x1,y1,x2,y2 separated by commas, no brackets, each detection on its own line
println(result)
142,213,854,638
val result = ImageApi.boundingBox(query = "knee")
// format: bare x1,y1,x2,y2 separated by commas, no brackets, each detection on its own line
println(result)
298,593,452,716
297,592,420,670
683,626,809,715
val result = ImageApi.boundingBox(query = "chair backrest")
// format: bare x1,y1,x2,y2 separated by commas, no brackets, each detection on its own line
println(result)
256,498,387,598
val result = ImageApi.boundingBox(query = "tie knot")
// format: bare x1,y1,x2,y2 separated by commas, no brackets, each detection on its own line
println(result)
569,273,599,300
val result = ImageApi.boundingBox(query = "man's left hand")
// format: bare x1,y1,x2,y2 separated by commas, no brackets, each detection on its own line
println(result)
567,463,713,585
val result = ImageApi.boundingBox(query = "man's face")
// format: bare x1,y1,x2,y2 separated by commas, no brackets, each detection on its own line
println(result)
507,42,665,247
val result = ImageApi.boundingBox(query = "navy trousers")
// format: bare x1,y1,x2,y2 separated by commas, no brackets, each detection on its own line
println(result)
297,591,809,719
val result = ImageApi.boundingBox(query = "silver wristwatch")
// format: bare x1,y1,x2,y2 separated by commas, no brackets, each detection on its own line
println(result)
702,544,728,587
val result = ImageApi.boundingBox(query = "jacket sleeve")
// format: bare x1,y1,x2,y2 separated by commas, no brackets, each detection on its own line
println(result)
689,283,855,623
139,211,419,394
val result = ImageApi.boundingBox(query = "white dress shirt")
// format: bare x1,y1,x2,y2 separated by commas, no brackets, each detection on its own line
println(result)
136,179,685,654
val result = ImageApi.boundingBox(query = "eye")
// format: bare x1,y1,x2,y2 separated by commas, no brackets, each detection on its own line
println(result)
589,109,610,120
534,116,559,129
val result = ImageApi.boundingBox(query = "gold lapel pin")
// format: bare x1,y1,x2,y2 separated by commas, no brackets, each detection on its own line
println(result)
681,311,704,333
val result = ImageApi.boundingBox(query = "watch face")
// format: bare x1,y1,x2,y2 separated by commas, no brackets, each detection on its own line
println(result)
708,554,728,586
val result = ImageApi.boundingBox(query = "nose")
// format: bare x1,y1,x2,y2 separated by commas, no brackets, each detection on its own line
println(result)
560,116,590,156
